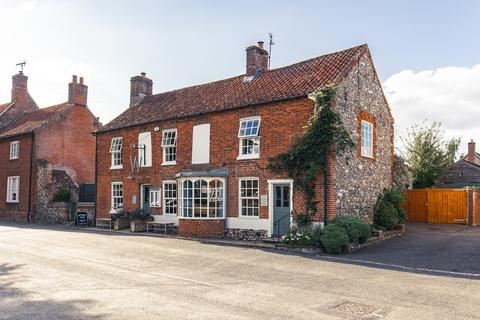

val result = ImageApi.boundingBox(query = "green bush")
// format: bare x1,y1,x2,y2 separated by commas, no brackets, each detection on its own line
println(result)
373,187,406,228
373,200,399,229
53,187,71,202
320,224,349,253
310,225,324,247
295,214,312,228
333,216,372,244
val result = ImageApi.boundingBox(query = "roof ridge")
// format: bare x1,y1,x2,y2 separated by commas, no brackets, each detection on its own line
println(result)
143,44,368,101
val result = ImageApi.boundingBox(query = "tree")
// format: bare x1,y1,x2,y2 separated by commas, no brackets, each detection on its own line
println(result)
401,121,460,189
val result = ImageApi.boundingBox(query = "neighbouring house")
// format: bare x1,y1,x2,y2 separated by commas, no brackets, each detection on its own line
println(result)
94,42,394,238
435,140,480,188
0,72,101,223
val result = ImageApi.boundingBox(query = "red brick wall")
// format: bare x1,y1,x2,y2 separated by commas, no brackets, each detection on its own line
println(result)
35,105,99,183
0,134,34,221
178,219,224,237
96,97,323,223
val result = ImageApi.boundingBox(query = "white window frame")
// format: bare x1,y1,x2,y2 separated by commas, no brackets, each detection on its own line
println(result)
178,177,225,219
110,137,123,169
111,182,123,213
238,177,260,218
163,181,178,215
149,187,161,208
238,117,261,160
9,141,19,160
161,129,177,165
360,120,374,158
6,176,20,203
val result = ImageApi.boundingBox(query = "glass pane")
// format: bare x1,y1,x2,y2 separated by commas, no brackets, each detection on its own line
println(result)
283,186,290,207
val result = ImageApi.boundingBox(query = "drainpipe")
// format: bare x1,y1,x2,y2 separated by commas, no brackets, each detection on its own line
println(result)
94,133,98,224
27,132,35,223
323,168,328,227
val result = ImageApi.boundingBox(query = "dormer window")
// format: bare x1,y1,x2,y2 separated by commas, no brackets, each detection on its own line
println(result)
238,117,260,159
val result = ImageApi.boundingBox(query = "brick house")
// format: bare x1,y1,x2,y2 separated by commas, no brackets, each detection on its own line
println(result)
0,72,100,222
95,42,394,238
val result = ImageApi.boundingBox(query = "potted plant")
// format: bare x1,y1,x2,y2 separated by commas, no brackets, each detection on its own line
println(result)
127,209,152,232
110,208,130,231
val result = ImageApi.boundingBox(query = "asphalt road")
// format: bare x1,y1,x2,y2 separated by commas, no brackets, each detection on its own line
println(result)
1,223,480,320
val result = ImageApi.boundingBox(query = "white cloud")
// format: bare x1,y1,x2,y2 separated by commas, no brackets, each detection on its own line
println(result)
384,65,480,156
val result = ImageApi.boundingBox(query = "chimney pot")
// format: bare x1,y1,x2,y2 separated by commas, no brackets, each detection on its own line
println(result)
68,75,87,106
245,41,269,76
467,139,476,163
130,73,153,107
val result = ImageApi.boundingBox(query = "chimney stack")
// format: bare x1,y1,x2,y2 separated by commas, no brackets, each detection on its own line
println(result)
245,41,269,76
467,139,476,163
11,72,29,107
68,75,88,106
130,72,153,107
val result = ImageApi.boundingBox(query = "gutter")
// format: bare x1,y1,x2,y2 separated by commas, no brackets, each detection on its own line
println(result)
27,132,35,223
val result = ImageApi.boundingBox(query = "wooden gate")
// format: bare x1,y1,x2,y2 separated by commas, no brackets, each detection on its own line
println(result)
404,189,468,224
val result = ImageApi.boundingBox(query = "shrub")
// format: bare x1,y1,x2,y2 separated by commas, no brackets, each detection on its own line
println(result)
295,214,312,228
373,200,399,229
320,224,349,253
53,187,71,202
126,209,151,221
282,227,313,246
310,225,324,247
333,216,371,244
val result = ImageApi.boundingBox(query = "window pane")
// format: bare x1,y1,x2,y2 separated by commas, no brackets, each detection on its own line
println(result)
238,118,260,137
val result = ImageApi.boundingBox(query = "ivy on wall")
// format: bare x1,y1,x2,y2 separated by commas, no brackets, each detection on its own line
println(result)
269,84,355,214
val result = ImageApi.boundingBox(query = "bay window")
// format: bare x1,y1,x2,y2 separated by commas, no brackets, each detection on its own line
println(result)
179,178,224,219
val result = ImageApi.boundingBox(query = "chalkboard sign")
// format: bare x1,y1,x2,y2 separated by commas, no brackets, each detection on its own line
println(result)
76,212,88,226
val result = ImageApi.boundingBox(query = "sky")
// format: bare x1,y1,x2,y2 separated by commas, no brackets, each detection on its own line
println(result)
0,0,479,155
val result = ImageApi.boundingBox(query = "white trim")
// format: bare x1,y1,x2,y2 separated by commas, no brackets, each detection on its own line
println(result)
110,165,123,170
178,177,226,219
226,217,270,230
110,182,123,214
360,120,374,158
237,154,260,160
267,179,294,237
9,141,19,160
6,176,20,203
238,177,260,218
162,180,178,215
161,128,177,165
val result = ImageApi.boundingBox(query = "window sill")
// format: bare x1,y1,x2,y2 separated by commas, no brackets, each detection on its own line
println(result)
163,213,178,216
9,158,18,160
238,215,260,219
178,216,225,220
237,155,260,160
6,201,19,204
162,161,177,166
110,165,123,170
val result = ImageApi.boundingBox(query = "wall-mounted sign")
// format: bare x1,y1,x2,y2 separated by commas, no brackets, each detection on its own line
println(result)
132,195,137,205
260,195,268,207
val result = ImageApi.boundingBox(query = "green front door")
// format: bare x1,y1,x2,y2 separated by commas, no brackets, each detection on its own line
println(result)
272,184,291,236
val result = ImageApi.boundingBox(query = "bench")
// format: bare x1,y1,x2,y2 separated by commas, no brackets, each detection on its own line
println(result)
146,221,177,235
96,218,112,229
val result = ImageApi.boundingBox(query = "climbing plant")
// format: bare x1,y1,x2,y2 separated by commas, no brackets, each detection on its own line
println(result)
268,84,355,214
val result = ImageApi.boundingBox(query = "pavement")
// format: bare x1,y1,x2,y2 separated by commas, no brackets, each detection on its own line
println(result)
1,222,480,319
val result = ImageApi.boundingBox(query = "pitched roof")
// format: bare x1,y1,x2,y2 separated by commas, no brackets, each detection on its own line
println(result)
52,169,77,188
0,102,71,139
97,44,369,133
0,102,11,114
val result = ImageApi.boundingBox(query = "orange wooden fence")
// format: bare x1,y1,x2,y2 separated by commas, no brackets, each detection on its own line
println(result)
403,189,468,224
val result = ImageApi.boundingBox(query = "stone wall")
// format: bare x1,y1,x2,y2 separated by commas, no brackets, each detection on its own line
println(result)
334,53,394,219
226,228,268,241
393,155,413,190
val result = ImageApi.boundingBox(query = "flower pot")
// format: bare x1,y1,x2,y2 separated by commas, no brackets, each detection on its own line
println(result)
114,219,130,231
130,220,147,232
